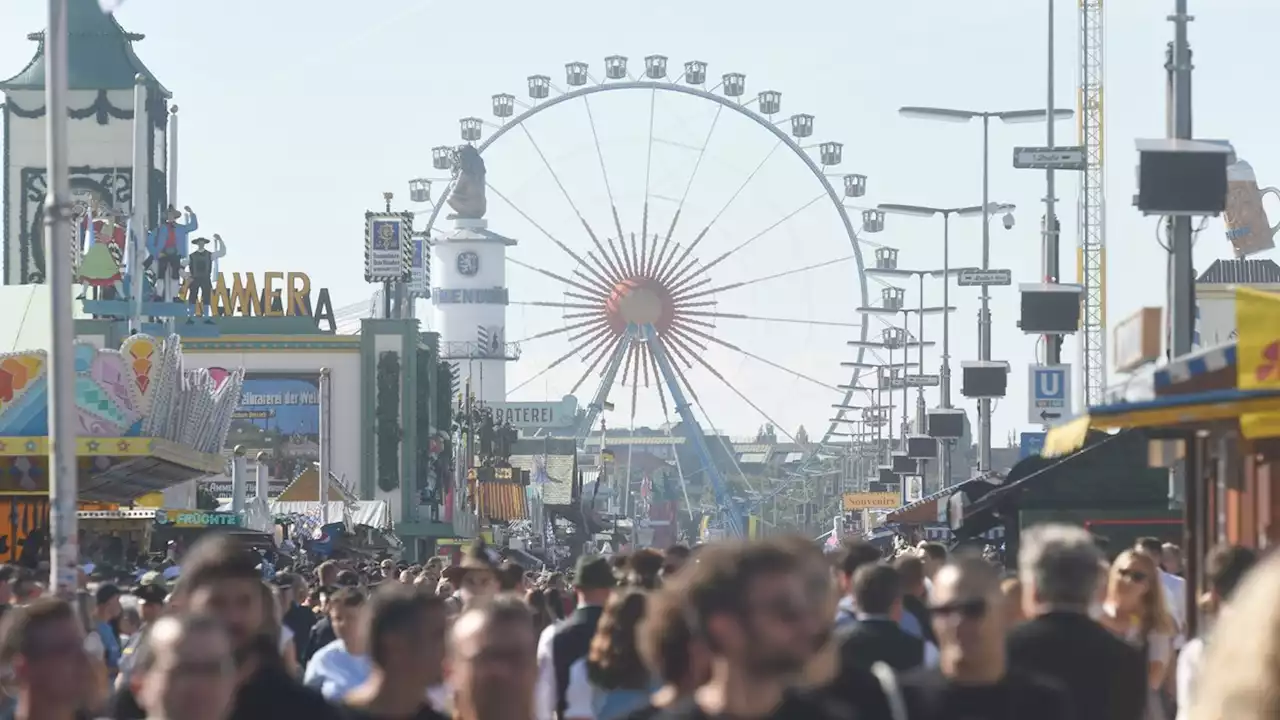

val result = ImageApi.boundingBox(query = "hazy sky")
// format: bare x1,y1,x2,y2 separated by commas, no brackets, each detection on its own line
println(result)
2,0,1275,449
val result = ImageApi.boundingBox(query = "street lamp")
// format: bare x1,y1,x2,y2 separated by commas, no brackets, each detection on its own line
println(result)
898,105,1072,471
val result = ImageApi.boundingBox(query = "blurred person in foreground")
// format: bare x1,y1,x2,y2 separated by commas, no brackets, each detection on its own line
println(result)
892,555,937,647
1135,537,1186,646
890,555,1071,720
342,585,449,720
1186,550,1280,720
659,546,691,582
534,555,615,720
275,573,316,666
450,597,537,720
130,614,236,720
626,582,711,719
304,588,371,701
158,534,341,720
1175,545,1257,720
647,540,850,720
1007,524,1146,720
565,590,656,720
0,598,93,720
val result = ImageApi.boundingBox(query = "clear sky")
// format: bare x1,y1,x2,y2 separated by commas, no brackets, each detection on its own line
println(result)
2,0,1276,449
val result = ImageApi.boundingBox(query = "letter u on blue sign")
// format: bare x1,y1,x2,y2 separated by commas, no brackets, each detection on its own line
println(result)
1036,369,1065,400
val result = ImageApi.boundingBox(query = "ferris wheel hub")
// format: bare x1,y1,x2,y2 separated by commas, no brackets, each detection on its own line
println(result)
606,276,672,334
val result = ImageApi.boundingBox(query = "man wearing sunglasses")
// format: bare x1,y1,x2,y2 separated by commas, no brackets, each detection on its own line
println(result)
894,556,1071,720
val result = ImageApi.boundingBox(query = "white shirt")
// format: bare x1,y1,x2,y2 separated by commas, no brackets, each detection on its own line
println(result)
279,624,294,653
534,622,559,720
1175,636,1205,720
302,639,371,701
1160,571,1187,648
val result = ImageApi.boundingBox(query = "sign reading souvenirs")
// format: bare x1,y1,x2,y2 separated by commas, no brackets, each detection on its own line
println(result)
154,510,242,528
365,211,414,283
842,492,900,510
175,272,336,332
489,397,579,429
432,287,510,305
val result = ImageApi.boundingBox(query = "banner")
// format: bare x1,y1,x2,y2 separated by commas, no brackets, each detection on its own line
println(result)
1236,287,1280,390
217,373,321,498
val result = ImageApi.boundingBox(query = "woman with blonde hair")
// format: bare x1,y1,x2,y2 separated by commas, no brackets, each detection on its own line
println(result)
1188,550,1280,720
1100,549,1177,718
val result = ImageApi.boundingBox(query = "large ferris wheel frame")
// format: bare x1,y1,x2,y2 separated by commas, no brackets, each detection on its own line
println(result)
421,63,878,502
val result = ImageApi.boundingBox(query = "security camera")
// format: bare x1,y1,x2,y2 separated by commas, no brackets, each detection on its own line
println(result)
1002,213,1015,230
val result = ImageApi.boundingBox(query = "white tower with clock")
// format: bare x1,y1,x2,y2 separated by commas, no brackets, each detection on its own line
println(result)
431,217,518,403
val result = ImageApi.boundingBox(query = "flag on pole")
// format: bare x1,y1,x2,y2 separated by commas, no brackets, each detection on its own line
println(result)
1235,287,1280,390
98,0,125,13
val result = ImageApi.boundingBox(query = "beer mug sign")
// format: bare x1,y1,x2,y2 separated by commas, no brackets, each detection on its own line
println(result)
1224,159,1279,257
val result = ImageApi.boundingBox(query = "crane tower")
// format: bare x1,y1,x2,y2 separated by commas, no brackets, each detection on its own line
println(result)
1077,0,1107,407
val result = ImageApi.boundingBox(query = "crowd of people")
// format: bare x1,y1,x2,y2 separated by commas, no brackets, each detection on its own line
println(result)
0,525,1276,719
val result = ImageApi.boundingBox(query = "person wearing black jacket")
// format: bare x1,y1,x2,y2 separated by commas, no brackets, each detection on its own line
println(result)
893,555,937,646
115,535,341,720
275,573,317,665
895,556,1072,720
533,554,615,720
1006,524,1147,720
834,563,925,674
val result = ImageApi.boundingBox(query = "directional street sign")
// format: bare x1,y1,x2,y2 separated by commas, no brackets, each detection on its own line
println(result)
957,269,1013,287
904,374,941,387
1013,146,1087,171
1019,432,1047,460
1028,364,1072,425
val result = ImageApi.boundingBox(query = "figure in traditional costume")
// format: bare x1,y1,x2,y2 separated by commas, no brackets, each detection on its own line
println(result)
146,205,198,302
184,234,225,322
77,207,128,300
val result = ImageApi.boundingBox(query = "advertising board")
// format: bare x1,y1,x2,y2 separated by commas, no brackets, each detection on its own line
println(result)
209,372,321,499
842,492,900,510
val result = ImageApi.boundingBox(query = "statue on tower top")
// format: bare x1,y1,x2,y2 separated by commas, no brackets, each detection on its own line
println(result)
447,145,487,221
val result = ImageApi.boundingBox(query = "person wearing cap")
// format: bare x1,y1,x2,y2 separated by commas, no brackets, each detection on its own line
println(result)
442,539,501,614
534,555,616,720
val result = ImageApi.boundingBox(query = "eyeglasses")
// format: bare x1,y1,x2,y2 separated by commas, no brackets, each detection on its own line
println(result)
929,598,988,620
1118,568,1148,583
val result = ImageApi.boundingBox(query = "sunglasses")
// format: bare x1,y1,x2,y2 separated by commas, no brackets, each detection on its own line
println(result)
1118,568,1148,583
929,598,988,620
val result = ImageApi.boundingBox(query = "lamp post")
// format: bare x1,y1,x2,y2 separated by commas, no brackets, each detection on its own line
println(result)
897,106,1072,471
876,202,1013,486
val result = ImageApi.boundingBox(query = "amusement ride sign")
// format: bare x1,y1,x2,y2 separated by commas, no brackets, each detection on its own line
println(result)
489,396,580,429
176,271,336,332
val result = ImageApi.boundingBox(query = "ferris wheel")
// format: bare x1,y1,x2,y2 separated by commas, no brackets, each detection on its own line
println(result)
416,55,886,501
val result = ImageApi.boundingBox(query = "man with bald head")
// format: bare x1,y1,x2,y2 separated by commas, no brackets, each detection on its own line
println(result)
451,597,537,720
893,555,1071,720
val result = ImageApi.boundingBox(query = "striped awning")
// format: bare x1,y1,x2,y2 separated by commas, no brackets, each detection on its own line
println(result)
1154,343,1237,390
475,482,528,521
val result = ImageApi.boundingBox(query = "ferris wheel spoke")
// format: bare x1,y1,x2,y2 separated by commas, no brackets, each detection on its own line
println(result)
588,250,624,285
510,300,599,311
672,300,719,312
488,183,617,287
509,257,608,300
674,321,832,391
564,291,602,304
567,320,613,344
620,341,637,389
668,193,826,296
674,256,854,303
563,310,606,320
507,325,611,397
641,88,657,252
516,122,610,247
647,346,670,417
631,233,645,281
660,104,724,274
607,236,634,278
681,311,862,329
667,324,708,353
657,139,785,286
659,336,705,403
512,316,605,343
582,95,626,244
683,349,809,448
571,335,625,395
